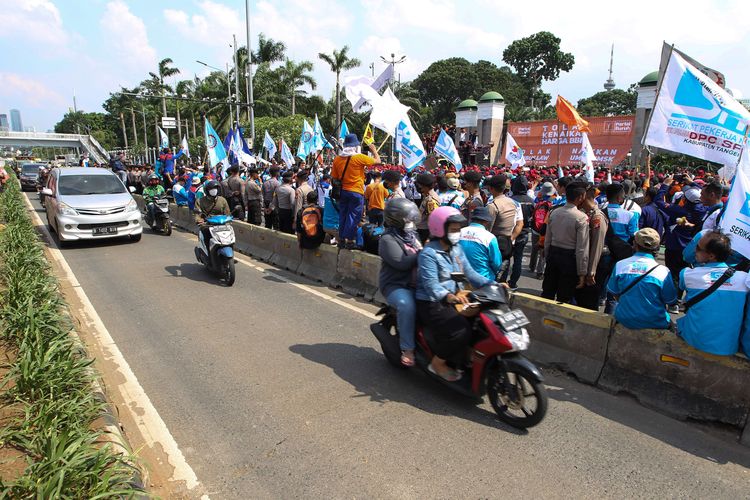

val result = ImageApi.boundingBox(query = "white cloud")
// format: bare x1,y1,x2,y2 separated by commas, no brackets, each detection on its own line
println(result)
0,0,71,52
0,73,66,108
100,1,157,74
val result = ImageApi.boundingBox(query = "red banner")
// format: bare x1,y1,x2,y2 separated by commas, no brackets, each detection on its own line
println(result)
506,115,635,167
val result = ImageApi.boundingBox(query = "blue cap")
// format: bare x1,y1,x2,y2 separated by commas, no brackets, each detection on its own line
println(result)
343,133,360,147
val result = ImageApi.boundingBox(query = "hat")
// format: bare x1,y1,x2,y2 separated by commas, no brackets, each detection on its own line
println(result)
191,176,201,186
634,228,661,251
470,206,493,223
343,133,360,148
446,177,460,190
540,182,556,197
684,187,701,203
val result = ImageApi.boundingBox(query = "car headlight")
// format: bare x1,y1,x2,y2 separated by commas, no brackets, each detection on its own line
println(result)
57,202,78,216
126,199,139,212
506,328,530,352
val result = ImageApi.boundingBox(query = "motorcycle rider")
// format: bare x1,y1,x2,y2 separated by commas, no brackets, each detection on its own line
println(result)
378,198,422,367
194,179,231,246
143,173,166,224
416,206,493,381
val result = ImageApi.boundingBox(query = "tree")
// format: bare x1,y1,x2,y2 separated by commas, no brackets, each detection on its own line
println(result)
277,59,316,116
318,46,360,136
502,31,574,108
150,58,180,116
252,33,286,64
252,114,314,152
577,88,637,117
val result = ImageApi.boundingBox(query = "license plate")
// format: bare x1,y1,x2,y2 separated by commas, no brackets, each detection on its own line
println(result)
495,310,530,330
92,226,118,236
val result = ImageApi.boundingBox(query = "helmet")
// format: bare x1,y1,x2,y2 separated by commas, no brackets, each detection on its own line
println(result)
148,173,159,183
428,206,466,239
384,198,419,229
204,180,220,195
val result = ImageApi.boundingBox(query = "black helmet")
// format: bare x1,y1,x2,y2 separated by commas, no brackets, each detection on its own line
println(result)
384,198,419,229
148,173,159,182
204,180,220,196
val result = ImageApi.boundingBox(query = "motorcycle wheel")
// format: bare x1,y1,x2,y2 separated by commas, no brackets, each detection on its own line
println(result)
223,257,236,286
488,362,548,429
163,217,172,236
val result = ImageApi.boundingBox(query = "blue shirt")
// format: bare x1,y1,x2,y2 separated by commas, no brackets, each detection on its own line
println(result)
416,241,492,301
682,229,744,267
459,223,502,281
607,253,677,329
639,203,666,238
606,203,640,242
173,183,189,206
678,263,750,355
742,296,750,357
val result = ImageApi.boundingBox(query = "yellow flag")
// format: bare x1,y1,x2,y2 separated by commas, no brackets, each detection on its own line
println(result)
362,123,375,146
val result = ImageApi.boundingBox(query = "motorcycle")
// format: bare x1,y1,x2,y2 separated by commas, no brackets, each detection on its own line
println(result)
370,275,548,429
194,214,236,286
144,195,172,235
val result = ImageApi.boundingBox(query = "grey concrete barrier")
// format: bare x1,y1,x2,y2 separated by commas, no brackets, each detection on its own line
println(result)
598,325,750,428
267,230,301,272
742,420,749,446
335,249,380,300
299,245,340,284
232,222,274,262
510,293,613,385
172,204,198,233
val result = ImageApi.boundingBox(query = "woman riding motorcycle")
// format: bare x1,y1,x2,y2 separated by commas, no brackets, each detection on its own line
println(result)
378,198,422,367
415,206,493,381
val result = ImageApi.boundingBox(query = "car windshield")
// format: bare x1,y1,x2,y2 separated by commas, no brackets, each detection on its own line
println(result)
22,165,41,174
58,175,126,195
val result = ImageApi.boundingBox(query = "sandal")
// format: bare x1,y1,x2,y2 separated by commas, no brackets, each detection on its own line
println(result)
428,363,461,382
400,350,415,367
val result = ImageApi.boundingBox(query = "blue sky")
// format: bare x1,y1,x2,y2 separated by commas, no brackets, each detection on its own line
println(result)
2,0,749,132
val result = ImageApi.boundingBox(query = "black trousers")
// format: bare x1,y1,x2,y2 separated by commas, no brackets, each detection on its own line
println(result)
665,248,687,300
574,254,610,310
264,203,279,230
278,208,294,234
247,199,262,226
542,246,578,304
416,299,471,365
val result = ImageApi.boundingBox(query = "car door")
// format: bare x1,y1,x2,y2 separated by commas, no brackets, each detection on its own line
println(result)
44,172,58,219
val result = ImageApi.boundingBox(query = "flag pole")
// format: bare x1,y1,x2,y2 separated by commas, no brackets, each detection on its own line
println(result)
376,134,391,153
556,118,561,167
640,43,675,155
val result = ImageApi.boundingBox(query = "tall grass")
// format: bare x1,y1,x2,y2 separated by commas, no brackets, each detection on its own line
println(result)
0,179,143,498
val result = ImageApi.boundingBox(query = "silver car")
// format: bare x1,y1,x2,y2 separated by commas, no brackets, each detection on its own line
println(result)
42,167,143,244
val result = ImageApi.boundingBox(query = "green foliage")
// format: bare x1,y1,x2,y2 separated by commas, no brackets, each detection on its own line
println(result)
53,111,119,150
577,88,637,117
251,114,314,151
0,180,142,496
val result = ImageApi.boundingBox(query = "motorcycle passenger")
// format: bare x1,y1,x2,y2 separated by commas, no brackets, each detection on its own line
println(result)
194,179,231,246
415,206,493,381
143,174,166,223
378,198,423,367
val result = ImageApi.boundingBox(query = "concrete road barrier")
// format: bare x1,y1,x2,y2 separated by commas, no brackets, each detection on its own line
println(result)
299,245,339,284
743,421,749,446
335,249,380,300
172,205,198,234
232,222,274,262
510,293,613,385
598,325,750,427
267,231,301,272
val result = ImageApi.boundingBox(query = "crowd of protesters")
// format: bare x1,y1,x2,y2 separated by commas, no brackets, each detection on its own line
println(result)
108,137,748,361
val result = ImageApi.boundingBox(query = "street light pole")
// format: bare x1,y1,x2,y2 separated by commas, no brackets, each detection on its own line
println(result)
245,0,255,144
196,59,234,127
232,34,241,126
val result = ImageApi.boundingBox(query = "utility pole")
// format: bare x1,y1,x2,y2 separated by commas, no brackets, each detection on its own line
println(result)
130,108,138,145
226,63,233,124
233,34,241,125
119,112,128,149
141,102,148,158
245,0,255,144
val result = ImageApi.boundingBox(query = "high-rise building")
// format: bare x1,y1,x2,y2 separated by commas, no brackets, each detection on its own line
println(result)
0,114,8,130
10,109,23,132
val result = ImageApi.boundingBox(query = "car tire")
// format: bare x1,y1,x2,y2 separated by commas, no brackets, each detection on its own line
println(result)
129,233,142,243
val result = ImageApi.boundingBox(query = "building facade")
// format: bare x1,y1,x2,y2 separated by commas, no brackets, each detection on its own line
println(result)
10,109,23,132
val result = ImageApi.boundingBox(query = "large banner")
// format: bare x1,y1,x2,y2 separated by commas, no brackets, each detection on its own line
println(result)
719,146,750,259
644,51,750,165
506,115,634,166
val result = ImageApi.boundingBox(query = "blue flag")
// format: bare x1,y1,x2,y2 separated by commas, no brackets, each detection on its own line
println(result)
339,119,349,140
312,114,326,152
395,119,426,172
297,119,314,160
263,130,277,158
281,139,294,168
158,127,169,149
433,128,463,171
204,118,228,168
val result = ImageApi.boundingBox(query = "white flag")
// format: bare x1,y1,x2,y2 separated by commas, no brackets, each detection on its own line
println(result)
348,65,395,112
433,129,463,171
504,132,526,168
181,135,189,159
158,127,169,149
644,50,750,166
580,132,596,182
395,119,426,171
368,86,411,135
719,144,750,259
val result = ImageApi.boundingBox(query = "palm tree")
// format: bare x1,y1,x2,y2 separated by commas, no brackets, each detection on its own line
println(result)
252,33,286,64
278,59,316,116
318,46,360,136
149,58,180,116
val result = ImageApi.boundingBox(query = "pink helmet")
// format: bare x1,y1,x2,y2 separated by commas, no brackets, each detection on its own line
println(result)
428,206,466,238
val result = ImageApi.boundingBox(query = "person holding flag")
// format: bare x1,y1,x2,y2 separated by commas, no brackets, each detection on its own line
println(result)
331,133,381,249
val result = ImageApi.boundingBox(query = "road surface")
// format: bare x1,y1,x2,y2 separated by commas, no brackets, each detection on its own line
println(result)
28,195,750,499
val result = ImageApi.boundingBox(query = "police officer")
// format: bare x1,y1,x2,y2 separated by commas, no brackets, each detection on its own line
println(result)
542,182,590,303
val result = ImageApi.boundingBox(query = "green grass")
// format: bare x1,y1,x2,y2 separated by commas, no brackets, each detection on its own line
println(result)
0,179,144,498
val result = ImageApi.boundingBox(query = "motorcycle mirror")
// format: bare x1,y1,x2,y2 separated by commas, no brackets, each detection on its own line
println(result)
128,186,136,193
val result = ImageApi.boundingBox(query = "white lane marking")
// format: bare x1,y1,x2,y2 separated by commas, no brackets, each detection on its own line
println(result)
23,195,206,497
172,228,379,321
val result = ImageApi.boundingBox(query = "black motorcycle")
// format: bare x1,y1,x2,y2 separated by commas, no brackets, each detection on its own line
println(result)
144,195,172,235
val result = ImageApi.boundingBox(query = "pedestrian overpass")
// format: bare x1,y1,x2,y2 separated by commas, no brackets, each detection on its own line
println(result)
0,130,109,164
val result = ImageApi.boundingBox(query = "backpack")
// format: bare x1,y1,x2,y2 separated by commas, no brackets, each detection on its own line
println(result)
603,209,635,263
300,206,323,239
532,200,552,234
361,223,384,255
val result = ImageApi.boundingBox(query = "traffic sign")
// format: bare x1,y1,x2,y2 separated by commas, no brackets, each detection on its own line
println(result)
161,117,177,129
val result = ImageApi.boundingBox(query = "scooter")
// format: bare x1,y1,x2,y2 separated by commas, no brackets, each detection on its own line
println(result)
144,195,172,236
370,275,548,429
194,214,236,286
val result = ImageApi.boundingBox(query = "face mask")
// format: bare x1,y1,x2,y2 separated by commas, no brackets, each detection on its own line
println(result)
404,221,416,231
447,233,461,245
208,189,218,197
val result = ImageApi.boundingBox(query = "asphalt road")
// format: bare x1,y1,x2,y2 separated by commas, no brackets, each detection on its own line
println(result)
29,195,750,499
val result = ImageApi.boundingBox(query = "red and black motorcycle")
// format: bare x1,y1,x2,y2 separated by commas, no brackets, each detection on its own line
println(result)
370,278,548,429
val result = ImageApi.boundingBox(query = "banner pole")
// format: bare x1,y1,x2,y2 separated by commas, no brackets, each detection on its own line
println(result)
376,133,391,153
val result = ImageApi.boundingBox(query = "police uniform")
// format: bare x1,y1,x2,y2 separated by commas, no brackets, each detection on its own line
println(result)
542,202,590,303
